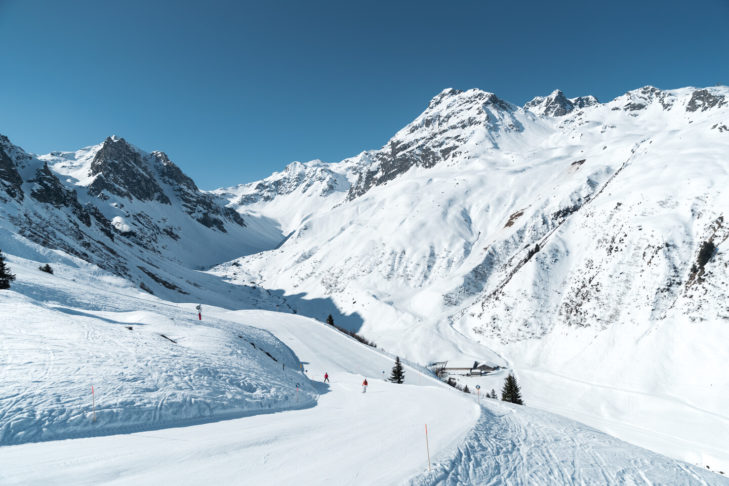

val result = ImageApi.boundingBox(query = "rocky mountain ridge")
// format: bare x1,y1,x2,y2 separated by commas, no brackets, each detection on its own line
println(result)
0,134,279,298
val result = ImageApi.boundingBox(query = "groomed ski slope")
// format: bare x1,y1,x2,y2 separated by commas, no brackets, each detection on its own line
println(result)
411,401,726,486
0,308,480,485
2,306,726,484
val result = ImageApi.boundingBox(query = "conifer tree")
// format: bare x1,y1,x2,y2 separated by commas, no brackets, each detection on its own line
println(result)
326,314,334,326
501,373,524,405
490,389,497,399
389,356,405,384
463,385,470,394
0,249,16,289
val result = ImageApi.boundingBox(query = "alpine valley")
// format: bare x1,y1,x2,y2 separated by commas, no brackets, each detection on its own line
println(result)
1,84,728,482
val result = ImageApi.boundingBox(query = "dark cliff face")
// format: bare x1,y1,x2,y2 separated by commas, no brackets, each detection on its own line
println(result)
149,151,245,230
525,90,574,117
0,138,24,202
524,90,599,117
89,137,171,204
84,137,244,231
0,132,254,294
686,89,726,112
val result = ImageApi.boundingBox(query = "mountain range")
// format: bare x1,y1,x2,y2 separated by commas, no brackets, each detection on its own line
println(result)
1,84,728,471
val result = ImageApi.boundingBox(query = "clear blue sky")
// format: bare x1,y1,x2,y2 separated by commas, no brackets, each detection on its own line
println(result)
1,0,727,189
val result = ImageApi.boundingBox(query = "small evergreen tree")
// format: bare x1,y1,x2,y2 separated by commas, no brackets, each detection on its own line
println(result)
501,373,524,405
490,389,497,399
326,314,334,326
463,385,470,394
39,263,54,274
389,356,405,384
0,249,16,289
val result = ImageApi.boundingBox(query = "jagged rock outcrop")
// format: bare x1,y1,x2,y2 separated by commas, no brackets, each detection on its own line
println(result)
0,133,278,295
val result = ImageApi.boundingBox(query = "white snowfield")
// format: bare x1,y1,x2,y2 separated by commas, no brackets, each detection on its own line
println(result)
0,251,318,446
411,400,725,486
213,85,729,472
1,247,727,484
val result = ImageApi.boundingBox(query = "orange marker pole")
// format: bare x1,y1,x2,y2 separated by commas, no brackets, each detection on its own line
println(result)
425,424,431,472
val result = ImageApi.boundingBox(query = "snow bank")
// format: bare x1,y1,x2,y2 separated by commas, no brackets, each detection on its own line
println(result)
0,252,316,445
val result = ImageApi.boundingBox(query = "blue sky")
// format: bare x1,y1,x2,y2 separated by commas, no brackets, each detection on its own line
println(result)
1,0,727,188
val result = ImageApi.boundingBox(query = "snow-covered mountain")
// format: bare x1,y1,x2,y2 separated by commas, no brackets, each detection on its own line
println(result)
2,84,728,474
0,134,281,300
214,85,729,471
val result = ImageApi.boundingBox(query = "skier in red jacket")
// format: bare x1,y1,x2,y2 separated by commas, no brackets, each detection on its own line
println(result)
324,372,329,383
362,378,368,393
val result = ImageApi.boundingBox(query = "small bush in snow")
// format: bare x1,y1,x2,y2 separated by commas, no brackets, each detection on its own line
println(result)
39,264,54,274
0,249,16,289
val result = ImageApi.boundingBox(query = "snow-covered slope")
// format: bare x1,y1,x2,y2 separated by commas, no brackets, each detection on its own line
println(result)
214,85,729,471
412,399,726,486
0,239,317,445
0,285,723,485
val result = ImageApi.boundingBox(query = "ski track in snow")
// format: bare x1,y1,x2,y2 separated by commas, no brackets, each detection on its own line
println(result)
411,401,728,486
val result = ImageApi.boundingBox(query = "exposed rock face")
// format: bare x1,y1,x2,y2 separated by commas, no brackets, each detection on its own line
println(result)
30,163,81,209
525,89,575,116
0,137,24,201
348,89,521,199
686,89,726,112
525,90,600,117
149,150,245,230
89,137,171,204
221,83,729,351
0,133,274,296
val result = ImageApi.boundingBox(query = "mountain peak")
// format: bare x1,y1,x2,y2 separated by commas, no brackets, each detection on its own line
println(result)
525,89,576,117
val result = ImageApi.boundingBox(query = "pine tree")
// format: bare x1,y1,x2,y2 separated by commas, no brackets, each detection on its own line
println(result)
389,356,405,384
500,373,524,405
326,314,334,326
463,385,470,394
39,263,54,274
0,249,16,290
490,389,497,399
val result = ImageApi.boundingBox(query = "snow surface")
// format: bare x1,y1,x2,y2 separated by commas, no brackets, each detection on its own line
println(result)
0,249,317,445
3,84,729,483
1,233,725,484
213,85,729,472
411,399,726,486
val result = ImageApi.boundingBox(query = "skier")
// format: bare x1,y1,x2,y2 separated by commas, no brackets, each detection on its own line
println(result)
324,372,329,383
362,378,368,393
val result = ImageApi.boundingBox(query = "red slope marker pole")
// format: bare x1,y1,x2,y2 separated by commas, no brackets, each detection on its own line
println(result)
425,424,431,472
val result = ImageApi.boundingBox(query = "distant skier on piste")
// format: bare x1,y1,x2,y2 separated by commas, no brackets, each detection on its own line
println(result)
362,378,368,393
324,372,329,383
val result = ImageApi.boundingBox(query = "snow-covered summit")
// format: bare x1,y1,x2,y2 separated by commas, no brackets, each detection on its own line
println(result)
216,83,729,472
524,89,599,116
